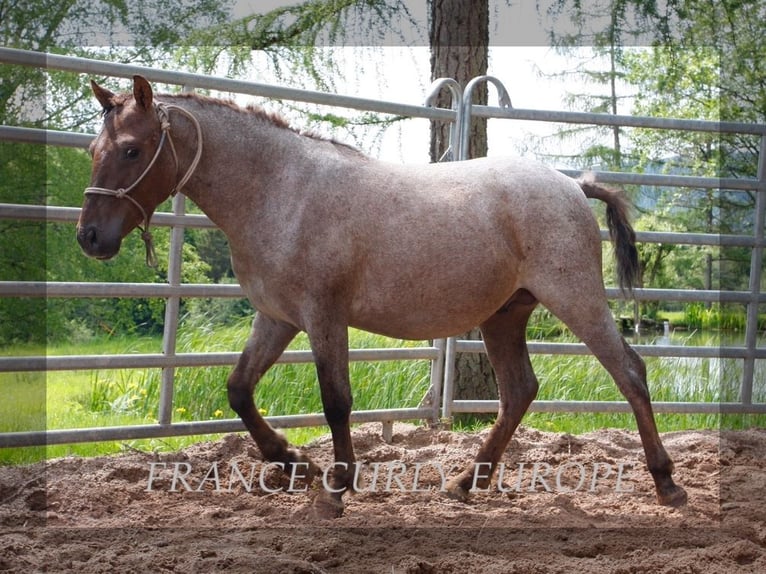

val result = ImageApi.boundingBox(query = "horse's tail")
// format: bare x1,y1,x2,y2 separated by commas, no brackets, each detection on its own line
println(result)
577,173,641,293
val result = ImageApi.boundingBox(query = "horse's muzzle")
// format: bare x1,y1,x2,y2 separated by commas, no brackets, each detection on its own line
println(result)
76,224,122,260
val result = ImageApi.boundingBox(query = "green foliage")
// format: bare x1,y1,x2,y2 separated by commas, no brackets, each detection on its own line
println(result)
185,228,234,282
0,139,216,344
2,3,234,345
624,47,723,176
622,45,756,294
541,0,763,305
0,140,47,343
80,325,431,425
682,303,747,332
3,328,763,464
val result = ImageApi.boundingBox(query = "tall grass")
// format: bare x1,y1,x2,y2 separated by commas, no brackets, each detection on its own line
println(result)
2,318,763,465
0,320,433,464
84,319,431,424
518,352,765,435
682,302,749,331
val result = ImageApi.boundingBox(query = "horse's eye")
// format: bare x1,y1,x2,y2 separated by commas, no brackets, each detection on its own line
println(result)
125,148,139,160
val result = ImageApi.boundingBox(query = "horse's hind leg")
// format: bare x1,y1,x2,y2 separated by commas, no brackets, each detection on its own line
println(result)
446,293,539,500
539,288,687,507
227,313,320,482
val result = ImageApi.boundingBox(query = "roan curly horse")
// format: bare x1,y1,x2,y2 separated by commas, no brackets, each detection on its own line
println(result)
77,76,687,517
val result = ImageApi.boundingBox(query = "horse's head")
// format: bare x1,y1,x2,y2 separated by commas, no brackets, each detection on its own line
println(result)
77,76,181,264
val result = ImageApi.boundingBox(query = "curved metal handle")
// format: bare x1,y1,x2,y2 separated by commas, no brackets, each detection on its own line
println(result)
424,78,464,162
460,75,512,160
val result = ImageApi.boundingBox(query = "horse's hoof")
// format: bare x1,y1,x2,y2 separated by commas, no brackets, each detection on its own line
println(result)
444,479,470,503
658,484,688,507
312,492,345,519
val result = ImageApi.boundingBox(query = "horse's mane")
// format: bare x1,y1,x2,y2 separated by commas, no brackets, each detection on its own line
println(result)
160,92,365,158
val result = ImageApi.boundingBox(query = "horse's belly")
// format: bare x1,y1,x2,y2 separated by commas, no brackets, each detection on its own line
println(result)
351,314,486,341
349,277,516,340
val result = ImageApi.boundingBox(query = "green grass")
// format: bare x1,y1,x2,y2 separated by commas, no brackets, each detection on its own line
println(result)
518,352,765,434
1,322,432,464
656,306,766,332
2,322,764,465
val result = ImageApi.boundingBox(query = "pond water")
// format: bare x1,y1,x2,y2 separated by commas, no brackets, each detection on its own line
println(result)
624,326,765,348
623,327,765,403
535,326,765,404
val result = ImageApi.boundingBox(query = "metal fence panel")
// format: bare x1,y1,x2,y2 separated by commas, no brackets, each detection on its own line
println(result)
0,48,764,449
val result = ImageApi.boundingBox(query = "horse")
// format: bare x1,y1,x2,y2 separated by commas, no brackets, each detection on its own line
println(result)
77,75,687,517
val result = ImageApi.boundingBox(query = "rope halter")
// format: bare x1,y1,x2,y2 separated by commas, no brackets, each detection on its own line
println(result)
84,103,203,267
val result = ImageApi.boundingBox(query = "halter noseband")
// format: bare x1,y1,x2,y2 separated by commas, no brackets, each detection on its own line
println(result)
84,102,203,267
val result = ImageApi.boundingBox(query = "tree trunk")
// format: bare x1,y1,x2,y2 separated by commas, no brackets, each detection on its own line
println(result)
429,0,489,161
429,0,497,407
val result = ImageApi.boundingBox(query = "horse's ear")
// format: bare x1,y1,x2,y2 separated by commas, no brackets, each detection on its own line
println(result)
91,80,115,114
132,75,153,111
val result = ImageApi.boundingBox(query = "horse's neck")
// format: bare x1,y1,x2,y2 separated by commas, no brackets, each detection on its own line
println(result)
168,99,297,231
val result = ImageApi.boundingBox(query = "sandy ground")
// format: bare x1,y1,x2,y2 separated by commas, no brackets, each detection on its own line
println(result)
1,423,765,573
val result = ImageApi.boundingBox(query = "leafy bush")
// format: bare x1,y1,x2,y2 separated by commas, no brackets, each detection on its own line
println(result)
682,302,746,331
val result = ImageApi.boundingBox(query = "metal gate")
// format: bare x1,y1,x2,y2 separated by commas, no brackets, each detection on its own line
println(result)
1,47,764,450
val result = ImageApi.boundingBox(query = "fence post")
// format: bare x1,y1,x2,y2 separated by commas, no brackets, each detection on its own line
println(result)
441,336,457,423
424,78,466,425
440,76,513,424
741,134,766,404
158,192,186,425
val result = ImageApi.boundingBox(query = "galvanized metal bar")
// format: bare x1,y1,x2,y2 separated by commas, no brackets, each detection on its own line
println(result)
4,122,762,193
454,340,766,360
559,168,760,192
0,347,442,373
438,78,514,424
441,336,458,421
459,75,511,161
0,202,217,228
741,134,766,404
6,282,758,303
0,125,93,148
158,193,186,425
0,47,455,123
0,407,435,448
427,338,446,423
4,341,762,375
0,281,245,298
449,400,766,414
4,208,760,262
6,201,758,247
424,78,463,162
469,103,766,135
627,230,757,248
4,397,765,449
603,288,764,304
5,45,763,135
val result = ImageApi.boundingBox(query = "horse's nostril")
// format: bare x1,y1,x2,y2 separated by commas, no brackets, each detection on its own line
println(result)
77,225,98,250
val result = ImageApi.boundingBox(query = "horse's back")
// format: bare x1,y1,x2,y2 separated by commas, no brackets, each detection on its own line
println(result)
337,156,601,339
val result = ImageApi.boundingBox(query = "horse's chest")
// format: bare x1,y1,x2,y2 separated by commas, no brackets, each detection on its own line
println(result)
230,251,301,323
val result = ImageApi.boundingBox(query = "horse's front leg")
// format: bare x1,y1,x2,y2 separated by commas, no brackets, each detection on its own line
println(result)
227,313,320,483
306,321,356,519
